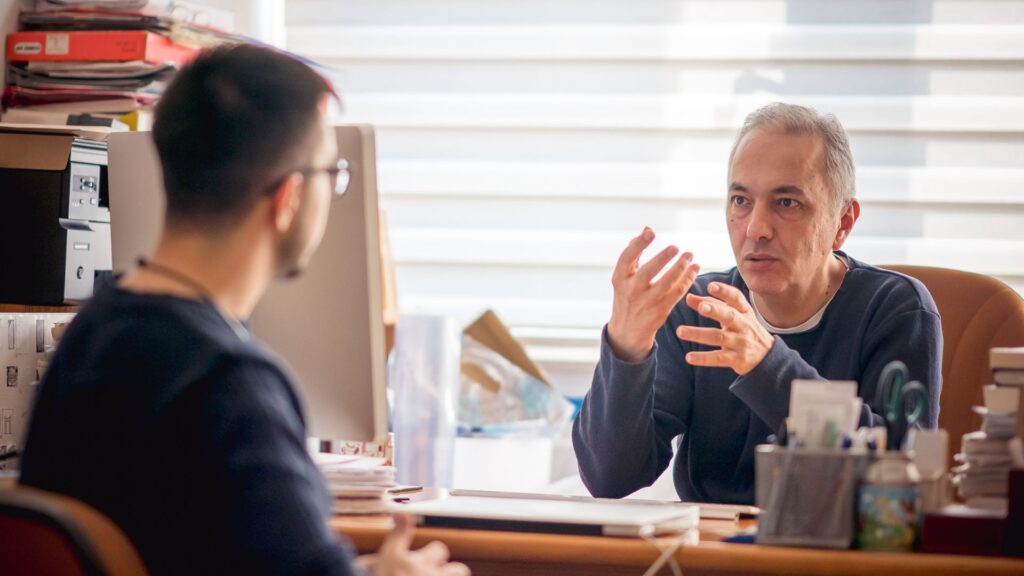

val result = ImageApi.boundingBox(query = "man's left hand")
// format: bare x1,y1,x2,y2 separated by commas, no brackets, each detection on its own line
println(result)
675,282,775,375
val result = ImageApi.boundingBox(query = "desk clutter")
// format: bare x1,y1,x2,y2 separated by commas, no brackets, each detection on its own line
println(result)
927,346,1024,556
313,435,400,516
954,405,1020,510
3,0,238,127
0,313,75,471
390,310,576,491
756,353,1024,558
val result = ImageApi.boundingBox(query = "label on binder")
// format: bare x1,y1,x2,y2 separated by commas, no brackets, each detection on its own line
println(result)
13,42,42,56
45,34,69,56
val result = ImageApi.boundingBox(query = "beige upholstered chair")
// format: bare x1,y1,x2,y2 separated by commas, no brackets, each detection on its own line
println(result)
882,265,1024,469
0,485,147,576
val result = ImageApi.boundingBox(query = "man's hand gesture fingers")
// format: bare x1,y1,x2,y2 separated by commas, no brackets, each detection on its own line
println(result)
707,282,752,314
613,227,655,284
635,245,680,285
685,293,741,330
675,325,738,348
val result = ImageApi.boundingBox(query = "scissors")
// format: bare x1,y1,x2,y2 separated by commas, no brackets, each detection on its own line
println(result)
876,360,928,451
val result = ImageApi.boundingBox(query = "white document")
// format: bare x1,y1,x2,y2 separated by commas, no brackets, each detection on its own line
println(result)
789,379,860,448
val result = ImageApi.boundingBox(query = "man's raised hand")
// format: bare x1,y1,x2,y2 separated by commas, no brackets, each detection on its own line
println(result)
607,227,701,363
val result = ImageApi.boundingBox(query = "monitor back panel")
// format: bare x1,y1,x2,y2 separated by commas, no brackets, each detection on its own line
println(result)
251,125,389,442
108,126,389,443
107,131,163,274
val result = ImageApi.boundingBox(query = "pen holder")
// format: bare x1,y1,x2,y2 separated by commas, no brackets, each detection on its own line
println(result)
756,445,869,549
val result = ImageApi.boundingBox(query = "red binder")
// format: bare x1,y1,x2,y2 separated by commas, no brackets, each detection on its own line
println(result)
6,31,198,65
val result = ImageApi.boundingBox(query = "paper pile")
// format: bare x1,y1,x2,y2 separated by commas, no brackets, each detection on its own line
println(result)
951,384,1022,511
314,453,397,515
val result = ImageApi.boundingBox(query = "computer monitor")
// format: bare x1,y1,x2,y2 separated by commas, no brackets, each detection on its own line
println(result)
107,126,390,443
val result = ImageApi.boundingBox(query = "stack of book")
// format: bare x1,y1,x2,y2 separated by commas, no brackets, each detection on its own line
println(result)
314,453,397,516
3,0,238,128
993,347,1024,390
951,347,1024,511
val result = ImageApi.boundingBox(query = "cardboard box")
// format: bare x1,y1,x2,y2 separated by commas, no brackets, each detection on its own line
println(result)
462,309,552,393
0,122,111,148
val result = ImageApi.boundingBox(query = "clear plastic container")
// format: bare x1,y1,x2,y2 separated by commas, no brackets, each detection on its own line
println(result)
389,314,461,488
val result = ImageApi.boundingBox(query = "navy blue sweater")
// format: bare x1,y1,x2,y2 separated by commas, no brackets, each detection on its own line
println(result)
20,287,359,575
572,252,942,504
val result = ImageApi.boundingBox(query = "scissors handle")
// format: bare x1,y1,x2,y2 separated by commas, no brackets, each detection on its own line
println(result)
877,360,930,450
878,360,908,411
887,381,928,450
898,381,928,426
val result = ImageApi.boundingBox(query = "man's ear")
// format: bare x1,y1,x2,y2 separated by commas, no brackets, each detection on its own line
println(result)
270,173,304,234
832,198,860,250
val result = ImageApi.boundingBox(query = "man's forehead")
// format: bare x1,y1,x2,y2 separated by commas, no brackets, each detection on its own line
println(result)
730,182,807,196
729,129,826,186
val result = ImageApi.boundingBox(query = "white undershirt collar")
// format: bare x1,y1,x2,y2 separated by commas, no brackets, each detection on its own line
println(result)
749,254,849,335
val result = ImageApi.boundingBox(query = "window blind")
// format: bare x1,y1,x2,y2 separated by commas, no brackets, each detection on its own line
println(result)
284,0,1024,394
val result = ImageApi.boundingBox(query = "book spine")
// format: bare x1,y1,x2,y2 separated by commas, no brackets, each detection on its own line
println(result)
994,374,1024,386
1018,383,1024,441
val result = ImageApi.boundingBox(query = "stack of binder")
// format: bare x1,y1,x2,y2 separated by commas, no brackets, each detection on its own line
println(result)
3,0,238,128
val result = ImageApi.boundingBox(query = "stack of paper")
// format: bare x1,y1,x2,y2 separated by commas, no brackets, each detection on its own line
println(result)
951,385,1020,510
19,0,235,33
3,0,239,124
314,453,397,515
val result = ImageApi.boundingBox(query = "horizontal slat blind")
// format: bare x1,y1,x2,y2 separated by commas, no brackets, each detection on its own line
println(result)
285,0,1024,395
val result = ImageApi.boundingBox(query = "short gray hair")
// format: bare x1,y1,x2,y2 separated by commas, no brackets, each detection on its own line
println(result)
727,102,856,214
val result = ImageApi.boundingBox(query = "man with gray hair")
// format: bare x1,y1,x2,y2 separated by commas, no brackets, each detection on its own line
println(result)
573,102,942,504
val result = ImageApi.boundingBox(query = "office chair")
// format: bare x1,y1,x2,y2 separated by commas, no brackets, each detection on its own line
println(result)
0,485,147,576
882,265,1024,469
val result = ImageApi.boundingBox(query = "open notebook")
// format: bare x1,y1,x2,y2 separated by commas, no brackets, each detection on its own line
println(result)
399,493,699,537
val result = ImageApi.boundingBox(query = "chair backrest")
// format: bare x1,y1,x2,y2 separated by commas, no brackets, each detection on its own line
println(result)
881,265,1024,468
0,485,148,576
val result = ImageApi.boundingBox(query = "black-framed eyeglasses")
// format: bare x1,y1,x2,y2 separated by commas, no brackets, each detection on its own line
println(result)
296,159,350,198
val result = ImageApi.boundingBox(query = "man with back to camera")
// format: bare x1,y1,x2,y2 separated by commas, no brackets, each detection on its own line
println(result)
572,103,943,504
19,45,468,576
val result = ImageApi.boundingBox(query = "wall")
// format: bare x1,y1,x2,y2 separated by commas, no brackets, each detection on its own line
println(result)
1,0,18,90
1,0,15,36
203,0,283,44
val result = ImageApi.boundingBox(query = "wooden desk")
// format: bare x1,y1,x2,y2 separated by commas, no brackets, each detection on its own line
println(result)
333,513,1024,576
0,304,78,313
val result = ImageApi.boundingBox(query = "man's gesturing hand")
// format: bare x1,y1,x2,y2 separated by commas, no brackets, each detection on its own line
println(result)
607,227,701,363
675,282,774,375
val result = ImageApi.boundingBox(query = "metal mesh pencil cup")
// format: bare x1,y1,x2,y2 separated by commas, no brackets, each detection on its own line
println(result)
755,445,870,549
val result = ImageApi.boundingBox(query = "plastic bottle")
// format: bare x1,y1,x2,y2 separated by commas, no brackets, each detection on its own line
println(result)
857,451,921,551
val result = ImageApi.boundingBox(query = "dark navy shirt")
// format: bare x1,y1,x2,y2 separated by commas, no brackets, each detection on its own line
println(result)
19,286,359,575
572,252,943,504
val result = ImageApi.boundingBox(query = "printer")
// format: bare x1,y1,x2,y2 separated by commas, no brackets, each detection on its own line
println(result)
0,127,111,305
